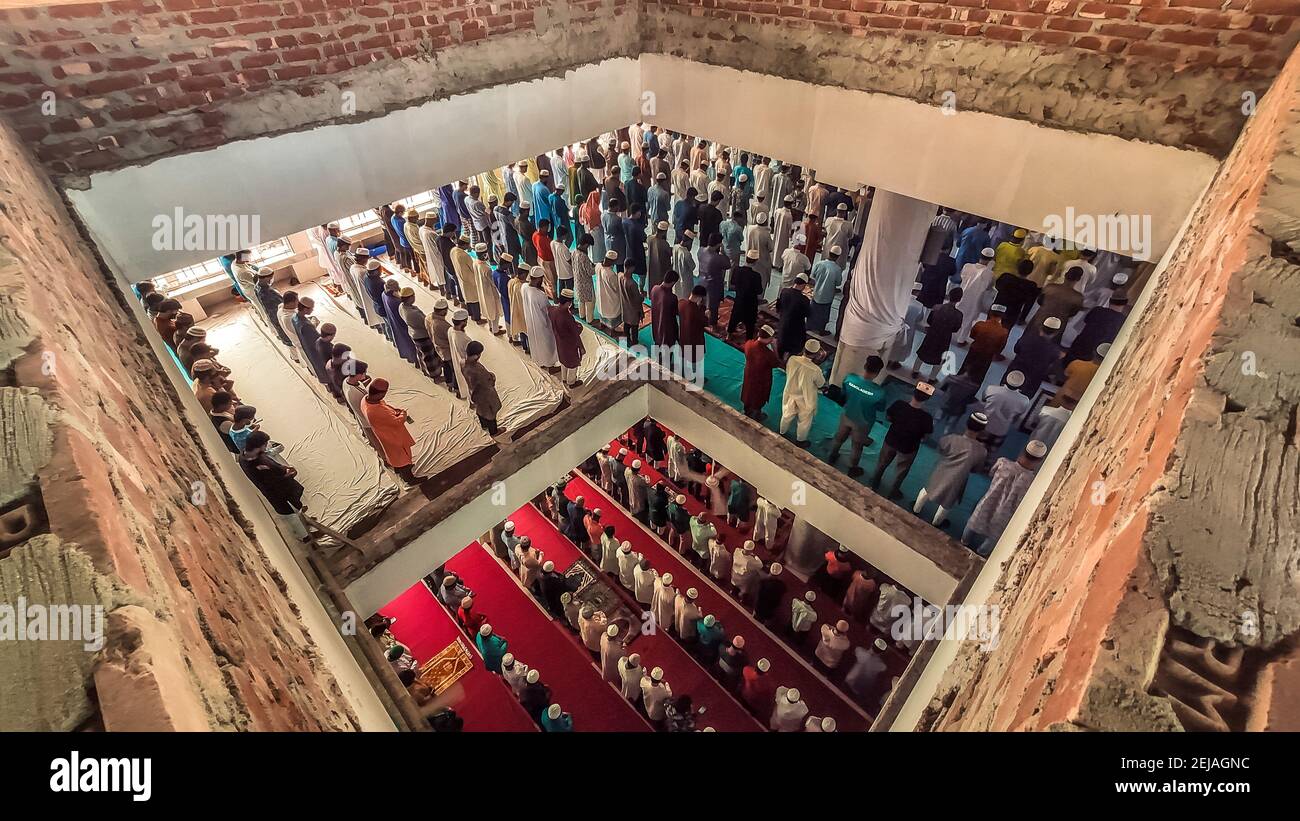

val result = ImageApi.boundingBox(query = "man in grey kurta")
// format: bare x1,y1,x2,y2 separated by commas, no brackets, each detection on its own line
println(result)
647,220,673,293
625,461,650,523
913,412,989,527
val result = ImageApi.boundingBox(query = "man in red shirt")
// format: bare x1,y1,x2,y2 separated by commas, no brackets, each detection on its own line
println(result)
741,325,780,421
741,657,775,716
678,285,708,379
533,219,557,296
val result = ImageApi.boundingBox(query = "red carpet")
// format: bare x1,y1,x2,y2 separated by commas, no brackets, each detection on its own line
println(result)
614,427,914,702
443,537,651,732
381,583,537,732
511,504,765,732
564,469,874,731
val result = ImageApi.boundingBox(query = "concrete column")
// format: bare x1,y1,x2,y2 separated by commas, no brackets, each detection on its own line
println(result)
783,515,836,578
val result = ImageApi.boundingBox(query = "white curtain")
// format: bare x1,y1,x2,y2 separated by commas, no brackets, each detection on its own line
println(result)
839,190,937,350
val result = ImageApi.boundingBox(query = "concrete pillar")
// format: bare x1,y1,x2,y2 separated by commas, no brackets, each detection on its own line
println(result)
832,190,936,386
783,515,836,578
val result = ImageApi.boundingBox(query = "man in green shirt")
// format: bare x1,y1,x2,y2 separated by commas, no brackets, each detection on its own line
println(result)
828,355,886,473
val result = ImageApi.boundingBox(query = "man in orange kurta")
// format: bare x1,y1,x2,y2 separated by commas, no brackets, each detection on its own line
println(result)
360,378,417,482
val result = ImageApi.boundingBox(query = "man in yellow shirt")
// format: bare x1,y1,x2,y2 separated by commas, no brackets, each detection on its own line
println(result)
992,227,1028,277
1057,342,1109,404
1026,239,1061,287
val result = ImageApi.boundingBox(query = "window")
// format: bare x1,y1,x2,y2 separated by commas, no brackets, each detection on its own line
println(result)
152,236,296,296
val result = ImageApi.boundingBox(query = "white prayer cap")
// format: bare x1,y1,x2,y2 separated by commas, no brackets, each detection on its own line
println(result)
687,587,698,599
540,169,550,177
474,241,487,252
518,159,529,166
600,444,610,452
1112,273,1130,286
650,667,664,681
804,590,816,602
782,195,794,203
874,638,889,651
684,229,696,238
969,412,989,428
705,476,718,487
632,459,642,469
770,562,782,575
619,448,628,456
1005,370,1025,388
990,303,1006,313
702,614,716,627
592,507,602,516
503,520,514,532
620,140,630,149
528,268,543,279
607,624,620,638
520,201,531,209
1043,316,1062,330
760,324,775,336
192,359,218,374
561,288,575,298
560,592,571,604
451,307,469,321
746,248,760,260
526,669,540,684
702,726,716,732
542,560,555,572
1096,342,1112,357
433,297,448,310
836,202,848,211
820,717,837,732
794,273,809,283
916,382,936,396
628,653,641,665
355,247,370,256
366,259,381,270
656,172,667,180
1025,439,1048,458
662,573,673,585
785,688,801,703
830,245,842,255
256,266,275,277
743,540,756,551
327,221,340,229
739,173,749,182
547,704,562,719
804,339,821,355
502,653,515,666
675,494,686,504
478,624,493,637
756,212,768,224
461,595,473,608
980,247,995,258
756,658,770,672
835,619,849,633
499,252,514,262
605,250,618,260
657,220,670,231
619,541,632,553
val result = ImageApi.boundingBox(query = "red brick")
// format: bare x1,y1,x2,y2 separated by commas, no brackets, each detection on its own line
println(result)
82,73,141,94
1098,22,1152,39
240,52,279,68
49,3,108,20
1136,8,1197,24
190,8,238,24
1128,40,1182,59
984,23,1024,40
280,46,322,63
1028,28,1074,44
1157,27,1220,45
1047,17,1093,32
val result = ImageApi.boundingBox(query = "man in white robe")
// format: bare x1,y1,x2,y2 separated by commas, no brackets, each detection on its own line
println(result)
633,558,655,605
520,270,559,367
673,586,702,640
771,198,795,268
618,653,644,704
823,203,854,262
780,339,826,445
651,572,676,633
956,247,996,343
753,496,780,545
617,543,638,590
500,653,530,696
770,686,810,732
447,308,472,399
418,217,445,289
345,251,370,320
471,245,503,332
672,232,697,299
599,624,624,684
513,160,533,211
641,667,673,722
743,212,774,288
595,250,623,330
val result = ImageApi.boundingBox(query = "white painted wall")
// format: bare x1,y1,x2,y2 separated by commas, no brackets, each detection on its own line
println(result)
647,390,960,606
68,58,642,282
639,55,1217,261
345,387,651,616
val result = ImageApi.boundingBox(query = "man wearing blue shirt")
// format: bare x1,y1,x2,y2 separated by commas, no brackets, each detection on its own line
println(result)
955,219,992,272
531,172,553,228
829,356,886,474
808,246,844,332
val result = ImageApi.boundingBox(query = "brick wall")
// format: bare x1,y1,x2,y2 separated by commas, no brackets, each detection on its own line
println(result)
0,0,635,176
643,0,1300,154
0,119,360,731
920,39,1300,731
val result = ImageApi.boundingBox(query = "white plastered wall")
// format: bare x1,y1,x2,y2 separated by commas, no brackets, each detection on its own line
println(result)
639,55,1216,261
